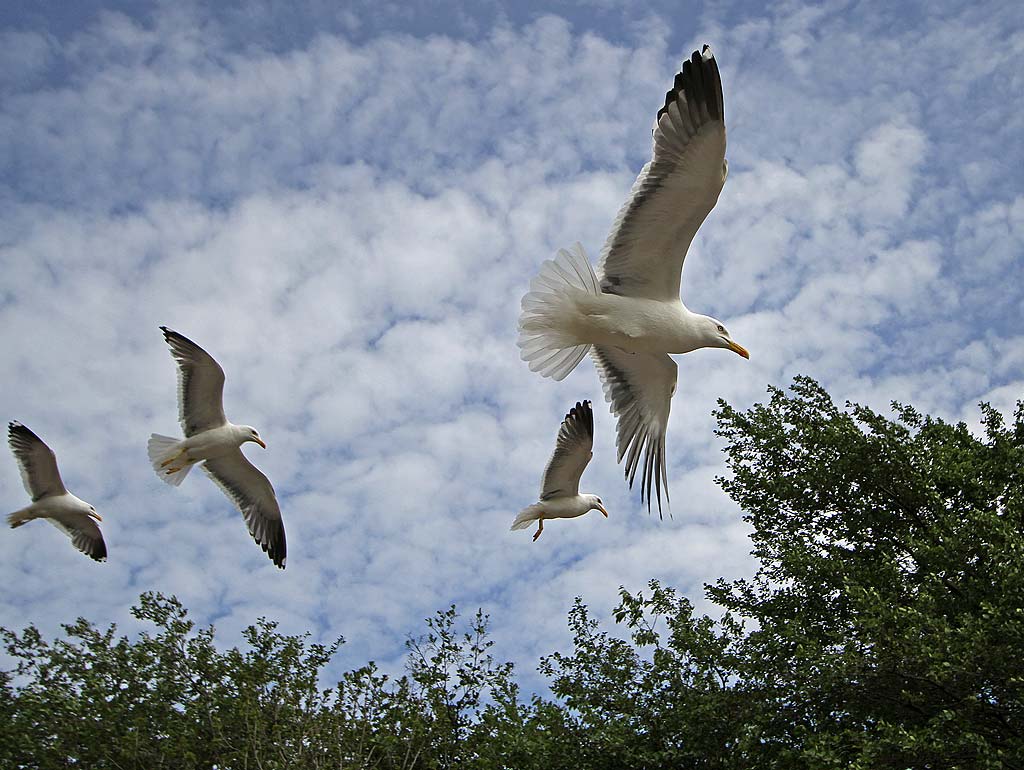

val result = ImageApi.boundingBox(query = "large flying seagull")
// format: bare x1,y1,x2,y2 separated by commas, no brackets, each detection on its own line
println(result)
518,45,749,515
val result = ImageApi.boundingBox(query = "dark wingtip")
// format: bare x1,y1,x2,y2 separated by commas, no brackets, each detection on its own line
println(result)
656,44,723,125
263,522,287,569
8,421,35,443
569,400,594,437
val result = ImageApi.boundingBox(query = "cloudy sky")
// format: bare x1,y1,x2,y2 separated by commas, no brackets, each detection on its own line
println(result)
1,0,1021,692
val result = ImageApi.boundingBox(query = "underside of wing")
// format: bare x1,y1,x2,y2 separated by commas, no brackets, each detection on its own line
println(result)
161,327,228,436
591,347,677,516
7,422,67,501
49,514,107,562
598,46,727,302
540,400,595,500
203,449,286,568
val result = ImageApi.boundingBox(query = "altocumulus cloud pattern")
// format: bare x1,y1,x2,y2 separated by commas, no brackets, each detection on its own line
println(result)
0,0,1022,691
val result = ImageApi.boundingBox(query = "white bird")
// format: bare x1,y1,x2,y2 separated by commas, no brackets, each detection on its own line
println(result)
6,422,107,562
148,327,286,569
511,400,608,541
517,46,749,516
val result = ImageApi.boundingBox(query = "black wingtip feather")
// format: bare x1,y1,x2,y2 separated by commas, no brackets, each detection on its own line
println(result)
568,400,594,439
258,521,287,569
8,421,41,448
689,50,706,106
161,326,193,347
655,44,723,126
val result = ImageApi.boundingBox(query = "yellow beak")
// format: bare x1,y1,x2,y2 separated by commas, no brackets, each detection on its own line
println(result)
91,512,103,522
597,504,609,518
255,438,267,449
728,340,750,359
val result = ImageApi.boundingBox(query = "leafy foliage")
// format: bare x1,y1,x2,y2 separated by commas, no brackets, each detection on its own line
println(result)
1,596,519,769
4,378,1023,768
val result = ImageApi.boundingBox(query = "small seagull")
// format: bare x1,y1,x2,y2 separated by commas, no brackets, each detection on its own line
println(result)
511,400,608,541
6,422,107,562
148,327,286,568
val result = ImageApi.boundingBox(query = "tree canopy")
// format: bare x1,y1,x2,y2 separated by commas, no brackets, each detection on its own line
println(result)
5,377,1023,768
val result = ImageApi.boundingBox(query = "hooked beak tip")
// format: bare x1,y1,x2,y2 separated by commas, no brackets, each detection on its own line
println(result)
256,438,267,449
729,341,750,359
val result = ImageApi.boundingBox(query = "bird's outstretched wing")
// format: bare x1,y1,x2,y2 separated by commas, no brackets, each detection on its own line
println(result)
591,347,677,516
540,400,595,499
49,512,107,562
203,449,286,569
597,46,727,301
8,422,67,502
161,327,227,436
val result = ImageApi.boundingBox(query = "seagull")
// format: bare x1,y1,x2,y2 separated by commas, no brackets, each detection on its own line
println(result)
148,327,286,568
511,400,608,541
6,422,107,562
517,45,749,516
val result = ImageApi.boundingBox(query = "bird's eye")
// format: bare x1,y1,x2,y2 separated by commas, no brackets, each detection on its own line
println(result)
717,324,725,333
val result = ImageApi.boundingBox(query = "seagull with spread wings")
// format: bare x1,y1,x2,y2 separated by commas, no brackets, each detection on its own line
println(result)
517,46,749,516
6,422,107,562
511,400,608,541
148,327,286,568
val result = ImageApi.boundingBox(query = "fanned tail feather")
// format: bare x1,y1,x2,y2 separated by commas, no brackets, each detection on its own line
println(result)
517,243,599,381
148,434,193,487
7,509,36,528
510,504,544,531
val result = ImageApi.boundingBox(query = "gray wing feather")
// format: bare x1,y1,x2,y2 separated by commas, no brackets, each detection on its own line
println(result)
49,513,107,562
7,422,67,501
161,327,227,436
203,449,286,569
591,347,677,517
598,46,727,301
540,400,595,499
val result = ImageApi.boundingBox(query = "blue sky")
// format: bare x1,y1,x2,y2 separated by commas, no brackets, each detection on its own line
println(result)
1,0,1022,693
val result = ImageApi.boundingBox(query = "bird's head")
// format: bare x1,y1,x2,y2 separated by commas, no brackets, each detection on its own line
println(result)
701,316,749,359
587,495,609,518
241,426,267,449
88,505,102,522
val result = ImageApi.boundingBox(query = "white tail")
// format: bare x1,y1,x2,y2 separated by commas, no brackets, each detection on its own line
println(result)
510,504,544,531
148,434,193,487
7,509,37,528
517,243,599,381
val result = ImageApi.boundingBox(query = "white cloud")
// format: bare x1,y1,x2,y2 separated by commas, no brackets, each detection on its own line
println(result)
0,1,1022,692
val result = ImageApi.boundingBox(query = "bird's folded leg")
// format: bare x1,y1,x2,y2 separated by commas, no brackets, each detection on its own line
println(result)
160,450,184,468
533,520,544,541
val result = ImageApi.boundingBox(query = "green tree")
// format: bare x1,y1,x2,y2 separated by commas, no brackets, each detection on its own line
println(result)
543,377,1024,768
712,376,1024,767
1,594,517,769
